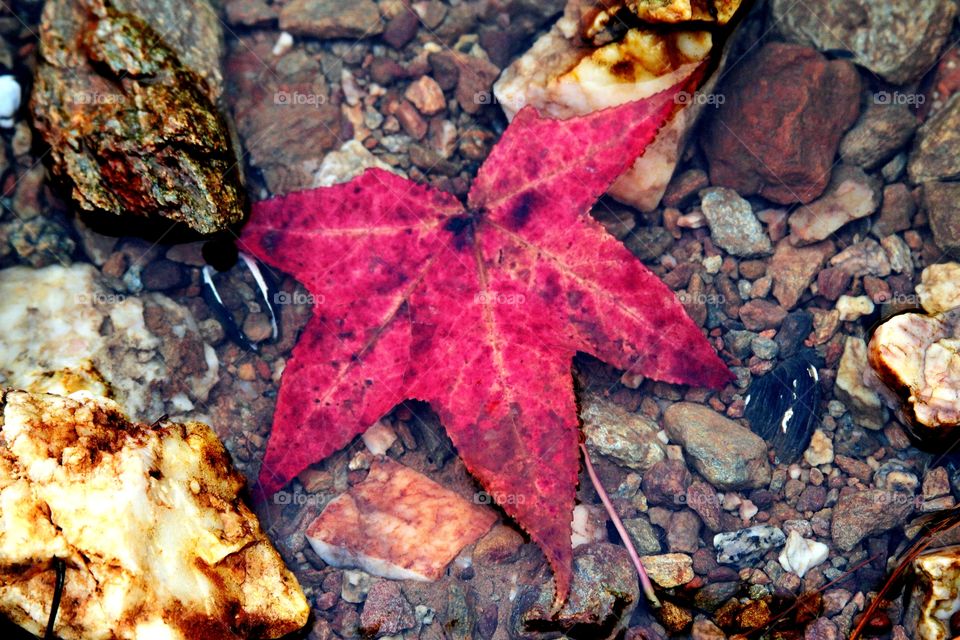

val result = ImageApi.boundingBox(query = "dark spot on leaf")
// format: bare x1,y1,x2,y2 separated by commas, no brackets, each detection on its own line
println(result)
506,192,535,230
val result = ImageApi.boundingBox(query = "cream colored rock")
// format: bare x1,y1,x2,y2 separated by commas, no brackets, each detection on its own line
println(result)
638,553,694,588
306,458,496,581
803,429,834,466
0,264,218,421
0,390,308,640
493,6,713,211
778,530,829,578
908,545,960,640
869,309,960,432
836,294,875,322
917,263,960,315
836,336,887,430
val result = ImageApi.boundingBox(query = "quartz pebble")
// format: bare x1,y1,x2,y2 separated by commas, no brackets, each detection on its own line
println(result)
778,530,829,578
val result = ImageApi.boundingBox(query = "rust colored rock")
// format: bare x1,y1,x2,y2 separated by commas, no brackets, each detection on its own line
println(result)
702,43,861,205
31,0,246,235
306,458,496,581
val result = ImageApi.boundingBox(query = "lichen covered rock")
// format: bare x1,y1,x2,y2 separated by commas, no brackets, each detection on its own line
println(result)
31,0,245,234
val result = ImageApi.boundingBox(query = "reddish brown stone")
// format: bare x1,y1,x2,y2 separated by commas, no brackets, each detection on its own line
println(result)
702,43,861,204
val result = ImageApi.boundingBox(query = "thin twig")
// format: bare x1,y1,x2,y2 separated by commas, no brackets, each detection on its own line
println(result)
580,443,661,608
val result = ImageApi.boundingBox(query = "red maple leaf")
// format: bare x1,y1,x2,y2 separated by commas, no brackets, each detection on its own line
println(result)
240,69,732,605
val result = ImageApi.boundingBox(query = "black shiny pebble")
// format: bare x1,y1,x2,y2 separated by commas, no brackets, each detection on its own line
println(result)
744,349,823,464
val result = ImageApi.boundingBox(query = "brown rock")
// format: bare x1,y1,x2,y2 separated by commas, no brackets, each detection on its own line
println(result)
702,43,861,205
922,181,960,255
279,0,383,39
359,581,415,636
404,76,446,116
686,481,722,531
831,489,915,551
872,183,916,238
642,459,692,508
816,267,851,302
454,55,500,115
382,9,419,49
768,239,834,309
788,165,882,245
739,299,787,331
394,100,428,140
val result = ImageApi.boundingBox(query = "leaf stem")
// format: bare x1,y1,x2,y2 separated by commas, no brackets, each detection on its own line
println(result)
580,443,661,608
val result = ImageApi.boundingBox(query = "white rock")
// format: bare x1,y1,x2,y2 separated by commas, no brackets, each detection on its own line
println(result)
836,294,875,321
917,262,960,314
312,139,403,187
778,530,829,578
0,74,20,128
803,429,834,466
272,31,294,57
571,504,608,548
493,8,713,211
362,420,398,455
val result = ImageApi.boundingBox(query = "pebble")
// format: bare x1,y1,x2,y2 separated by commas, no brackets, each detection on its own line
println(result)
691,619,725,640
739,300,787,331
639,553,694,588
768,239,834,309
922,467,951,500
0,73,20,128
831,489,916,551
916,262,960,314
872,184,916,238
663,403,772,490
642,459,692,508
840,104,918,169
751,335,779,360
778,530,829,578
667,510,701,553
279,0,384,39
874,460,919,494
803,429,834,467
788,165,882,245
404,75,446,115
830,239,891,279
834,337,886,430
714,525,786,567
920,182,960,254
359,581,416,636
663,169,709,208
699,187,772,257
909,95,960,253
835,295,875,322
382,8,419,49
623,517,662,555
581,393,665,472
341,569,373,603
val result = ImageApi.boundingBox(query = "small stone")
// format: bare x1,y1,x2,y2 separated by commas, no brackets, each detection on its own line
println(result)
667,510,701,553
835,337,886,430
751,336,779,360
788,165,882,245
657,600,693,635
768,239,834,309
803,429,834,467
921,181,960,254
639,553,694,588
394,100,428,140
795,485,827,512
830,239,891,279
474,525,523,564
691,619,725,640
642,459,692,508
739,300,787,331
881,235,913,275
279,0,383,39
693,582,740,612
663,403,772,490
342,570,373,604
840,104,918,170
404,76,446,116
804,617,839,640
360,581,415,637
663,169,709,208
454,54,500,115
581,393,666,472
225,0,277,27
571,504,607,548
625,226,673,262
917,262,960,314
624,517,662,555
872,184,915,238
236,362,256,381
922,467,951,500
714,525,786,567
875,460,920,494
831,489,915,551
778,530,829,579
909,93,960,184
686,481,722,532
382,9,419,49
699,188,772,257
836,295,875,322
776,310,814,358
